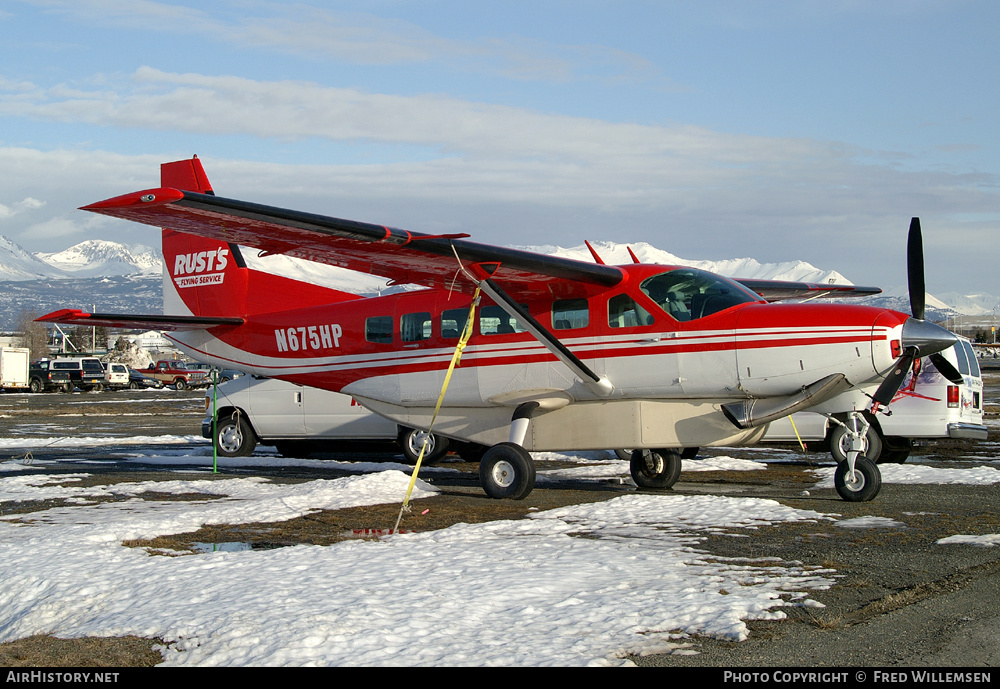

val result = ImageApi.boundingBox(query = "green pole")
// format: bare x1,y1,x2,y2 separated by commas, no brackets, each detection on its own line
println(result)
212,370,218,473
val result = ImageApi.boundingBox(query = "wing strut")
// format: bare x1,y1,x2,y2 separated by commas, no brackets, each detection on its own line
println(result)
477,276,613,397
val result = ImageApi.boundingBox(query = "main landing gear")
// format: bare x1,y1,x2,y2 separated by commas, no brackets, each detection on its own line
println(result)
479,402,539,500
831,412,883,502
630,449,683,489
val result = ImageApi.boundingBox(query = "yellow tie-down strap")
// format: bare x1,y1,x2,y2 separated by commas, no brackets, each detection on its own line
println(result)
394,286,482,529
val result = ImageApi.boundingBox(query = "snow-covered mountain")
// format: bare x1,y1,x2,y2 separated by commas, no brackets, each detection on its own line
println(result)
0,235,67,281
34,240,161,277
524,240,852,285
0,235,161,280
0,234,993,319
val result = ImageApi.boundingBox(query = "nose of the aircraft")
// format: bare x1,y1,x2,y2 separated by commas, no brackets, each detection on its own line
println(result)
901,317,958,357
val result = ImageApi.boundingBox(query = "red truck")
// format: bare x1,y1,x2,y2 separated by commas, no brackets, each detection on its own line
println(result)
146,360,210,390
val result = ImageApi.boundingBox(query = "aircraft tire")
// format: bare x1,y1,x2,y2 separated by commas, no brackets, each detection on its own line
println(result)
630,449,682,489
399,428,449,465
829,424,882,464
479,443,535,500
215,414,256,457
834,457,882,502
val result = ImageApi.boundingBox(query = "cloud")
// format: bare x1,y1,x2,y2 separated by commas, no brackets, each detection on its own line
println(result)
0,197,45,219
22,0,660,84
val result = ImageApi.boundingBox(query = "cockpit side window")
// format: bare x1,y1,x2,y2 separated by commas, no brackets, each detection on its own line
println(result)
608,293,654,328
640,268,758,321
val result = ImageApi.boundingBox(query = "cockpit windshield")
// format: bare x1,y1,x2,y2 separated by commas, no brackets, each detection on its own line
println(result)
640,268,760,321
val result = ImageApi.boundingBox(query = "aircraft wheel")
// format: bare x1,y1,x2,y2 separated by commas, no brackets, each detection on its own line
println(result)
829,424,882,464
399,428,449,465
215,414,256,457
479,443,535,500
630,449,682,489
834,458,882,502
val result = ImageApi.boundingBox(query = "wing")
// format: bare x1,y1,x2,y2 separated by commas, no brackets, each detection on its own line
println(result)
36,309,244,330
82,188,624,298
736,279,881,302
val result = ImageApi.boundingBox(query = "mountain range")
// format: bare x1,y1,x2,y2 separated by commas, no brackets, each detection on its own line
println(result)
1,234,996,331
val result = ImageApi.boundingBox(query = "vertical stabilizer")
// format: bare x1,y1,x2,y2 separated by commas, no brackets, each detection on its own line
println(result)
161,156,214,194
159,157,361,319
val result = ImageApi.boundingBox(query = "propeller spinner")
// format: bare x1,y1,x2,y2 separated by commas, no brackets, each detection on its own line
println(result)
872,218,962,407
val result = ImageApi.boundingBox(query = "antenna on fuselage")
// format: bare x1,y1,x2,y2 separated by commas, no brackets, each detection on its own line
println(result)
584,241,606,265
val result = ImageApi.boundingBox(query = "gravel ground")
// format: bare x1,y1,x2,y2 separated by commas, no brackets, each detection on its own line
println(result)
1,369,998,667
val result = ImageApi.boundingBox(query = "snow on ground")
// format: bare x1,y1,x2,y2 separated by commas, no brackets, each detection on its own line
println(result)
937,534,1000,547
3,448,1000,666
0,451,840,666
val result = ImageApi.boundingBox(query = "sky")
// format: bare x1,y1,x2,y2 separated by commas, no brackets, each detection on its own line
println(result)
1,0,999,297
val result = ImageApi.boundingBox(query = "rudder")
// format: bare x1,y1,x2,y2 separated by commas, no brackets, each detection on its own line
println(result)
159,157,361,319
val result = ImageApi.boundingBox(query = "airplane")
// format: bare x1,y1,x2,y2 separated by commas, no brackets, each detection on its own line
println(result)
38,157,966,503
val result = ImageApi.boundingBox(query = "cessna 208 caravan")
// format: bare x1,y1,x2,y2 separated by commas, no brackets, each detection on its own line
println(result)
39,157,965,502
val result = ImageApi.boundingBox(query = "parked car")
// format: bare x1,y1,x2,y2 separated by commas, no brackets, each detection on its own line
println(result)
28,360,74,393
127,368,164,389
49,357,107,392
762,336,987,463
103,362,130,389
189,362,246,383
202,375,484,463
145,360,210,390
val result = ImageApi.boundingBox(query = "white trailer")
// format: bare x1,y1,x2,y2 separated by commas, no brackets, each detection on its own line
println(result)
0,347,30,391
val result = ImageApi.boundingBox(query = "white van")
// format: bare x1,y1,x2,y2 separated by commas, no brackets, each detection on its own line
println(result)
202,375,483,463
764,337,987,462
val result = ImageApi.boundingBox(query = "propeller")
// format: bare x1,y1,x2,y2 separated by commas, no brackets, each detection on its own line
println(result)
872,218,963,407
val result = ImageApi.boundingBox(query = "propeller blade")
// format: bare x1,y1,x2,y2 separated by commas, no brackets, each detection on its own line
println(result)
907,217,925,320
929,352,964,385
873,347,917,407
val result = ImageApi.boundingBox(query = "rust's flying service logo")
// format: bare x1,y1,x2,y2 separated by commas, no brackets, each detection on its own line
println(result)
172,248,229,288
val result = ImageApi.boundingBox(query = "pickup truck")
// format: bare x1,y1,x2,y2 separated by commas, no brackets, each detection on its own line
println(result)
145,360,210,390
28,359,73,393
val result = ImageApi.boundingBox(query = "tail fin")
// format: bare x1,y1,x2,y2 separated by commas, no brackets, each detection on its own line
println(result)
160,157,361,318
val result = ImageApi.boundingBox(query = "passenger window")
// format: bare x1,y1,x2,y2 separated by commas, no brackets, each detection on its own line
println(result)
480,305,527,335
954,343,971,376
441,308,469,339
608,293,653,328
365,316,393,344
401,312,432,342
963,341,981,377
552,299,589,330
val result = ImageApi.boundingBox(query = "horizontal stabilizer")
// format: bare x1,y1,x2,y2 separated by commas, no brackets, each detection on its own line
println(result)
37,309,244,331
